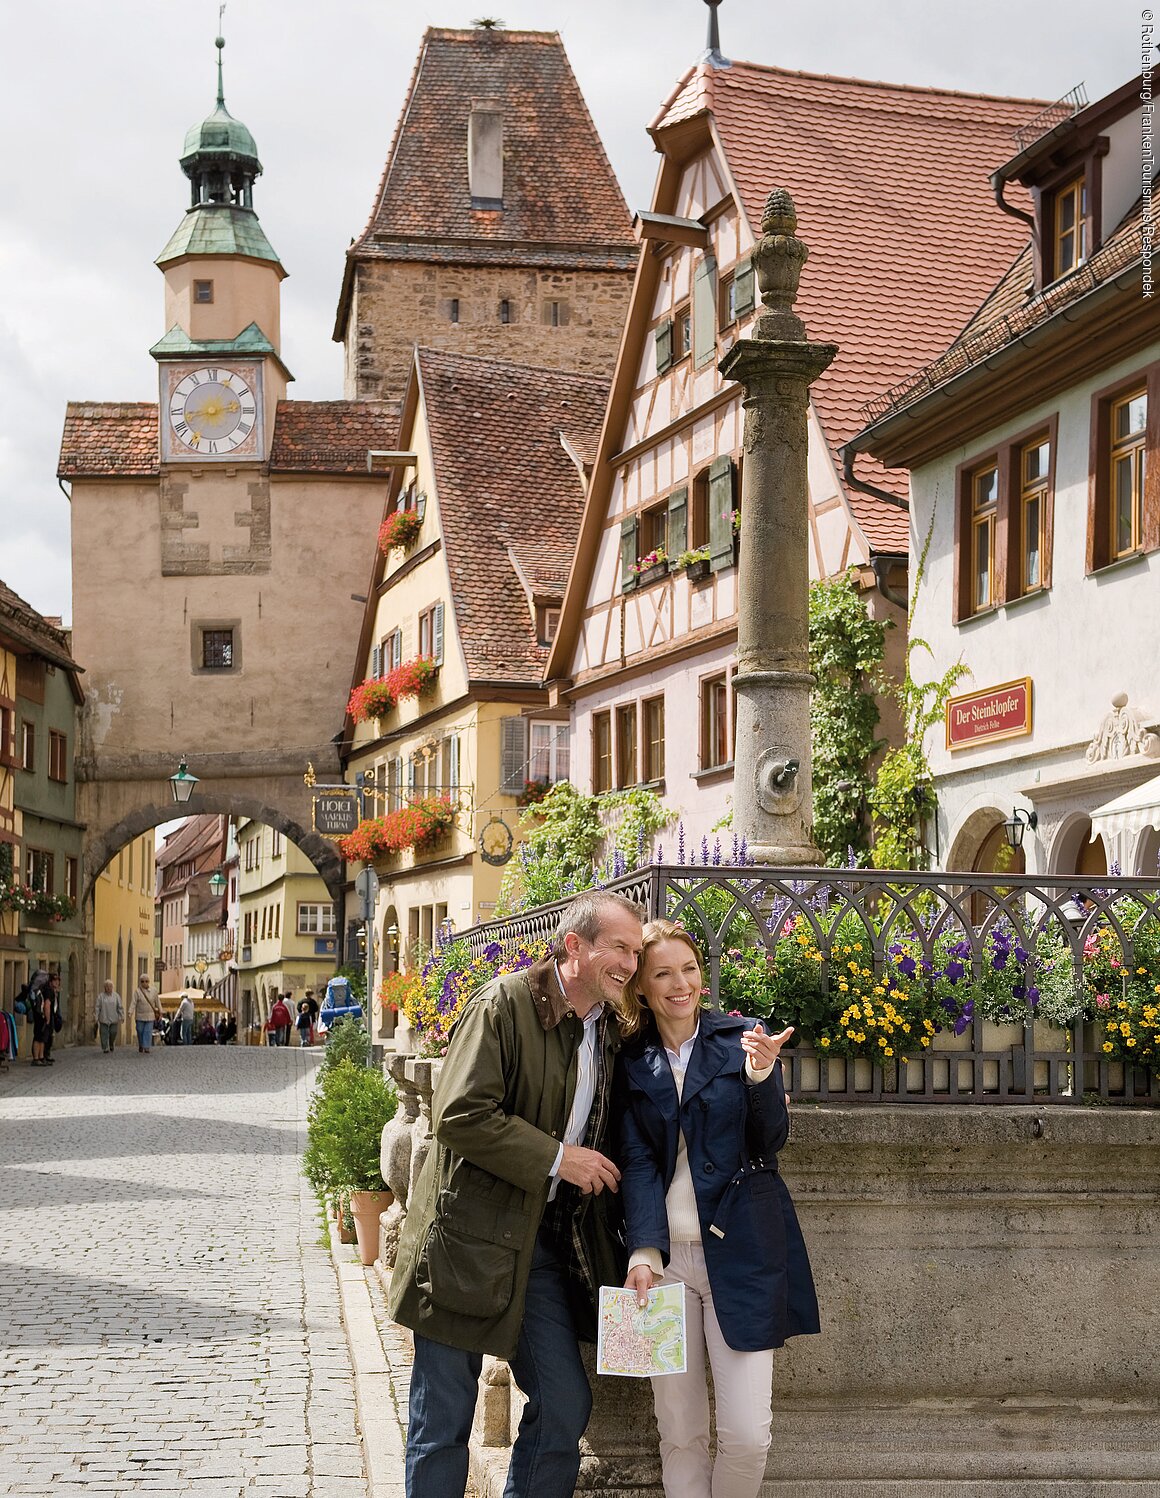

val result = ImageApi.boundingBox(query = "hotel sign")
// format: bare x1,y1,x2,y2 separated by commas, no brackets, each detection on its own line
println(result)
313,791,360,837
945,678,1032,750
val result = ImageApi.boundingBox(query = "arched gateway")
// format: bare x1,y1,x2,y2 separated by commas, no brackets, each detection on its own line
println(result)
60,43,393,1030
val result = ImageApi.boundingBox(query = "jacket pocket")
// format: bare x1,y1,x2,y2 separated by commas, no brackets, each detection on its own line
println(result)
419,1195,529,1318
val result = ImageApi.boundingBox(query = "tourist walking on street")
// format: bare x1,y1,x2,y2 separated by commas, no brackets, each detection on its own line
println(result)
42,973,63,1064
134,977,161,1054
96,980,124,1053
267,994,292,1047
390,889,643,1498
616,919,820,1498
296,1000,313,1047
176,993,195,1046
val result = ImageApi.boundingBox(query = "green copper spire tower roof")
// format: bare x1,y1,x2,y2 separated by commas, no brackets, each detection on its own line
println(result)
157,34,282,270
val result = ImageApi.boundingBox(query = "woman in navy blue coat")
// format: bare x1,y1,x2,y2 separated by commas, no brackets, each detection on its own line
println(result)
614,919,819,1498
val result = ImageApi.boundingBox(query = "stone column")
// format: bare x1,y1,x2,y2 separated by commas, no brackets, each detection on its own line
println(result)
719,189,837,865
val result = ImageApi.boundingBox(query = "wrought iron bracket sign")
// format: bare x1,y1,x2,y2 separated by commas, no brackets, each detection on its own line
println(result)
313,791,361,838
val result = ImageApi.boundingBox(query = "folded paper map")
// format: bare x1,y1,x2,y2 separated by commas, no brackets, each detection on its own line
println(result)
596,1283,687,1378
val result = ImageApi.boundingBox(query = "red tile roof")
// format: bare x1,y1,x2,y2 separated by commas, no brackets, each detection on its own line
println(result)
416,348,607,681
59,401,399,477
59,403,159,478
270,402,400,473
350,28,637,271
0,579,82,675
655,61,1047,550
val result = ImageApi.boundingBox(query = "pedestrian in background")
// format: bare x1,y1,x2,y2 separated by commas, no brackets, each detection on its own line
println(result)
296,1000,313,1047
133,976,160,1055
268,994,292,1047
42,973,62,1065
616,919,819,1498
176,993,195,1046
304,989,319,1043
28,969,52,1067
96,980,123,1053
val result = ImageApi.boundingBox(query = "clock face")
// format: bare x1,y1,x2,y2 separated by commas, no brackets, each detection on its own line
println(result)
168,366,258,456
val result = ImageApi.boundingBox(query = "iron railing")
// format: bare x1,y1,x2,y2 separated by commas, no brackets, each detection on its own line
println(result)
455,865,1160,1106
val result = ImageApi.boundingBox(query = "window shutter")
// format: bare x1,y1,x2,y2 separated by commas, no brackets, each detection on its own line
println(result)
406,757,416,795
449,733,460,790
708,457,736,572
666,487,688,560
619,515,639,591
432,602,445,666
500,716,528,793
733,257,756,317
554,730,570,785
371,644,382,677
693,257,717,367
655,319,673,376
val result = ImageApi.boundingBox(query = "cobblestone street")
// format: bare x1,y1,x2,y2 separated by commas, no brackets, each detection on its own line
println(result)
0,1044,370,1498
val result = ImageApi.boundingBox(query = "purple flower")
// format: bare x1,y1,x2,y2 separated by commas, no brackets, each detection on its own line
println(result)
701,836,711,866
944,960,964,982
484,942,502,961
1027,986,1040,1006
738,836,748,865
1014,944,1029,964
1012,982,1026,1000
991,953,1008,971
712,839,722,867
655,842,664,864
677,822,686,864
888,942,903,957
896,955,917,979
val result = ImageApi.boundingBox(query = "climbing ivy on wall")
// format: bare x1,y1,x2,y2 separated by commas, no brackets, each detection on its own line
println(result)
808,570,888,864
868,509,968,870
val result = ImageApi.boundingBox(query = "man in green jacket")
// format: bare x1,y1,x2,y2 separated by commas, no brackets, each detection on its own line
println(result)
390,889,644,1498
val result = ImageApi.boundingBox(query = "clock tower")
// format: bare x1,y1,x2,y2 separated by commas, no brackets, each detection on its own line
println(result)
152,35,289,462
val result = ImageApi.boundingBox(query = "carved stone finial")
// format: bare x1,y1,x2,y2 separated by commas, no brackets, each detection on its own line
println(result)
1085,693,1159,763
761,187,797,236
751,185,809,341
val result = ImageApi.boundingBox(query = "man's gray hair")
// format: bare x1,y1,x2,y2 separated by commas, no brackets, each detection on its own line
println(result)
552,890,645,954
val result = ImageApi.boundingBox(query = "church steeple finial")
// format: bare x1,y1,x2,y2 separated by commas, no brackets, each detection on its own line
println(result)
700,0,730,69
176,16,263,213
215,33,226,111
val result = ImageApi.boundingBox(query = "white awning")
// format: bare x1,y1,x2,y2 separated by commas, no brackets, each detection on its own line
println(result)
1089,771,1160,840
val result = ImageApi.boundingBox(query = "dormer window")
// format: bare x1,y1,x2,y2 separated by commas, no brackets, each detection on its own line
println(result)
1052,175,1087,279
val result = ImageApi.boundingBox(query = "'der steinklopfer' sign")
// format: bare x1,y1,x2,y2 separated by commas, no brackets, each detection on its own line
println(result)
313,791,360,838
945,678,1032,750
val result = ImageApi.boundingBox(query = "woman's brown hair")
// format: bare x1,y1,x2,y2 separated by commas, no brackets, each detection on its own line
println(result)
620,918,705,1037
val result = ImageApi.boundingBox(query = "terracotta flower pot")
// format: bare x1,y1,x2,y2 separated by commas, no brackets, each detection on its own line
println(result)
349,1189,394,1266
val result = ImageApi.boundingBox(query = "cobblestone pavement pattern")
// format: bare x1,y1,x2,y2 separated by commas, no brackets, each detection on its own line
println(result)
0,1044,369,1498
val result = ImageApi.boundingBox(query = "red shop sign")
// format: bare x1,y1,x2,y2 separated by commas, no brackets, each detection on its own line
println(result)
945,677,1032,750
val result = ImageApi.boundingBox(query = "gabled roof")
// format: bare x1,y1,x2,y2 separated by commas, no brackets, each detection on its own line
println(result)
0,579,84,689
345,348,606,725
334,26,637,336
547,58,1046,683
156,813,224,875
655,60,1047,546
418,348,606,680
58,402,399,478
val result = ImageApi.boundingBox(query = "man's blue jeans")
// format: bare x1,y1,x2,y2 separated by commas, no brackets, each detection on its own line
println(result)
404,1230,592,1498
181,1018,193,1045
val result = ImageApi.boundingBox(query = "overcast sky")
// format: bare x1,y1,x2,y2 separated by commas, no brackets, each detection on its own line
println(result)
0,0,1141,624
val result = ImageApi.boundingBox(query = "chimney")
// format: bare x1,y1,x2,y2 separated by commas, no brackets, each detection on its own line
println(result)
469,101,504,209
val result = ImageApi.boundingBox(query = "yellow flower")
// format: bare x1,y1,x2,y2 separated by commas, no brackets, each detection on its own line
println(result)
854,942,863,952
1137,966,1147,975
920,1036,931,1047
884,1047,894,1057
1102,1042,1114,1053
902,1023,911,1033
1127,1037,1137,1047
819,1037,830,1048
855,1032,865,1043
877,1036,887,1047
846,1029,857,1040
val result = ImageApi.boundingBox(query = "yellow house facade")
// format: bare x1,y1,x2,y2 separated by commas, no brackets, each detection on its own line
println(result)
92,830,156,1000
0,631,22,1004
341,348,606,1044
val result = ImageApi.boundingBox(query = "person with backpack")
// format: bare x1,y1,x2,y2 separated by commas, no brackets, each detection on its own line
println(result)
27,970,52,1067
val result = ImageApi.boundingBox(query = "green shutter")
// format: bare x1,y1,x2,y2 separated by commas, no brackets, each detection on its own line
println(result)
655,319,673,376
708,457,735,572
693,257,717,367
733,257,755,317
620,515,639,591
500,716,528,793
666,487,688,561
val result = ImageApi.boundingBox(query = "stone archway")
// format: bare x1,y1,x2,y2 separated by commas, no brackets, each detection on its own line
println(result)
82,782,343,906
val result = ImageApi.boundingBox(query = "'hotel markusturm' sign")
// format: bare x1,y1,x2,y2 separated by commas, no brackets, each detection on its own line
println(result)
313,791,360,838
945,678,1033,750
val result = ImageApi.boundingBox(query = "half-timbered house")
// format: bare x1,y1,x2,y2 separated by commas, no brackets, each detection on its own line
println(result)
546,52,1047,843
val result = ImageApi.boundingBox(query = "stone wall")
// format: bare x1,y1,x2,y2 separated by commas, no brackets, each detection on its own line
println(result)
344,261,635,402
379,1059,1160,1495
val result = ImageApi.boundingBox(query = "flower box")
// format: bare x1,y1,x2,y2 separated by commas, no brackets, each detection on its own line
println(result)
636,562,668,587
348,678,396,724
378,508,424,555
383,656,439,703
685,557,711,583
337,796,457,862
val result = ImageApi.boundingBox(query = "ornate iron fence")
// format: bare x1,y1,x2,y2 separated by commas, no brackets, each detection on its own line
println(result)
458,865,1160,1106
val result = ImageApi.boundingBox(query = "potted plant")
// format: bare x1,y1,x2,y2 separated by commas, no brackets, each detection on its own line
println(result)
676,546,711,582
305,1059,398,1265
337,796,457,862
383,655,439,702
